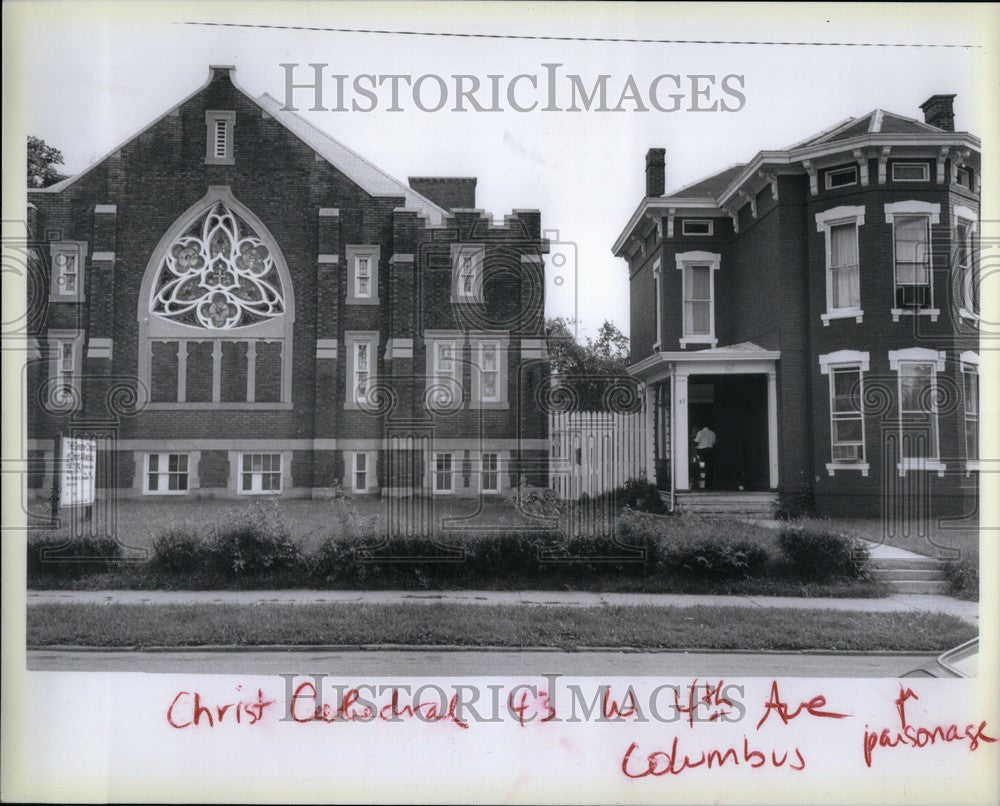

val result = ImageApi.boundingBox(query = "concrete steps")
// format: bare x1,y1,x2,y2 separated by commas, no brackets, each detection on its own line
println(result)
671,491,779,517
870,556,950,594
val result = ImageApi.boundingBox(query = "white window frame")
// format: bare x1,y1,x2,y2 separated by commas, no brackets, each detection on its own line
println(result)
675,251,720,348
204,111,235,165
433,452,454,494
953,204,979,322
819,351,870,476
355,255,373,299
239,452,283,494
480,452,501,494
891,162,930,182
825,165,858,190
46,329,83,411
475,340,501,403
352,451,369,493
49,241,88,302
452,244,485,302
681,219,713,236
889,348,946,476
652,260,663,350
354,340,372,405
144,453,190,495
815,206,866,324
961,351,979,473
425,332,464,411
885,201,941,321
345,245,380,305
470,332,509,409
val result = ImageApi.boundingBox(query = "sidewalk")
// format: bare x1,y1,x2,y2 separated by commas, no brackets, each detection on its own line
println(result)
28,588,979,625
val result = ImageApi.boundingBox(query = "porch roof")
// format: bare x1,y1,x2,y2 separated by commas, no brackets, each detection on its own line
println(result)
628,341,780,382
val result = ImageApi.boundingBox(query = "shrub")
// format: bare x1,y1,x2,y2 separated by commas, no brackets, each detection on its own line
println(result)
662,535,770,578
617,478,667,514
777,525,870,580
150,524,206,575
943,554,979,601
776,484,814,520
205,501,302,579
27,533,122,581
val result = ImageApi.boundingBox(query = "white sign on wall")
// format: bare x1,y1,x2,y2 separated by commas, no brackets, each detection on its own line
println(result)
59,436,97,507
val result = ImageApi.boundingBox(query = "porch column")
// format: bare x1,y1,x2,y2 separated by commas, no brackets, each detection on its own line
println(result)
673,372,690,490
643,383,656,481
767,369,779,489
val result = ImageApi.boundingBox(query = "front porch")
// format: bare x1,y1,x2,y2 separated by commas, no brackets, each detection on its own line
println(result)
631,342,781,497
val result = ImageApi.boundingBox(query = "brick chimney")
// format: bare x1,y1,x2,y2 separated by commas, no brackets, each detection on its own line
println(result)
408,177,477,210
645,148,665,197
919,94,956,132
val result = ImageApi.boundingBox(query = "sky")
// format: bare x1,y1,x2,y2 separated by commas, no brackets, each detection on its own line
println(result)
12,1,990,340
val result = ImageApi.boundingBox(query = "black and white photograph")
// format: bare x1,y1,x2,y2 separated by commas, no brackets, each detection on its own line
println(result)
2,1,997,803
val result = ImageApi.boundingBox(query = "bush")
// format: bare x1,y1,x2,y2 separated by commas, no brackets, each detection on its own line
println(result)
27,533,122,581
662,535,770,578
617,478,667,514
777,525,870,580
776,484,814,519
943,554,979,601
150,524,206,575
204,501,302,579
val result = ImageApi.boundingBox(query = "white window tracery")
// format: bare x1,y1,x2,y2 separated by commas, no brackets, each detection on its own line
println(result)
150,202,285,330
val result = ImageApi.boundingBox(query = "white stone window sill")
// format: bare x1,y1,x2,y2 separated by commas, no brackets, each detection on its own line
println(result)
826,462,869,477
897,460,946,477
966,461,980,476
891,308,940,322
821,309,864,326
680,337,718,348
142,489,192,496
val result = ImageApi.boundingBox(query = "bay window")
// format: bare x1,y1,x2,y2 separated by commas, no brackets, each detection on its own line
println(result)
889,348,946,475
885,201,940,319
819,350,870,475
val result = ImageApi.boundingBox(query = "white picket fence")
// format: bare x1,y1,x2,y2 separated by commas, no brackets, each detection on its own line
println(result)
548,411,647,500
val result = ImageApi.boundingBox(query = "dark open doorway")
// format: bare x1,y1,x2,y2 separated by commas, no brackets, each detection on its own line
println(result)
688,374,770,491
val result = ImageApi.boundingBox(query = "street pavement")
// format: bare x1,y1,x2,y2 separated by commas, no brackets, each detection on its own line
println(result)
25,648,935,677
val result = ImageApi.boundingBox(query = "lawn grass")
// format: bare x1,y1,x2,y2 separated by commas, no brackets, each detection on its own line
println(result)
26,602,975,652
789,516,978,562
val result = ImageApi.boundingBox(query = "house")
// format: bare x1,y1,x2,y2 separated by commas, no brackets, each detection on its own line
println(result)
614,95,980,517
27,65,549,503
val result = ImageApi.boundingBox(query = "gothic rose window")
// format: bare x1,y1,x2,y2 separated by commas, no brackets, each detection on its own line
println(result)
151,202,284,329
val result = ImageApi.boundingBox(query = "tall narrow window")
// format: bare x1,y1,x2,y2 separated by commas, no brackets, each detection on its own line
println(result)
899,362,939,461
355,255,371,299
954,209,978,319
675,251,720,347
434,452,454,493
353,452,369,493
240,453,282,494
452,244,484,302
481,452,500,493
354,341,370,404
828,223,860,311
894,215,932,309
49,241,88,302
478,340,500,402
652,261,662,348
683,265,712,336
816,206,866,324
963,364,979,462
145,453,189,494
829,366,865,464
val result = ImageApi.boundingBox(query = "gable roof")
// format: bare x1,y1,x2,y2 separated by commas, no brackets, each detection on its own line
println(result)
28,68,449,226
254,93,447,225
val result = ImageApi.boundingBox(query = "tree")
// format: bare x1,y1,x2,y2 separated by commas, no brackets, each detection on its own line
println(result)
545,317,636,411
27,136,68,188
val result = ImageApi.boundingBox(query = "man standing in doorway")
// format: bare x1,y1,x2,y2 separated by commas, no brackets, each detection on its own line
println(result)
694,424,717,490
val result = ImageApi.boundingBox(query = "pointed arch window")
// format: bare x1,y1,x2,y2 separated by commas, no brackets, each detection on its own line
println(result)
138,190,294,409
